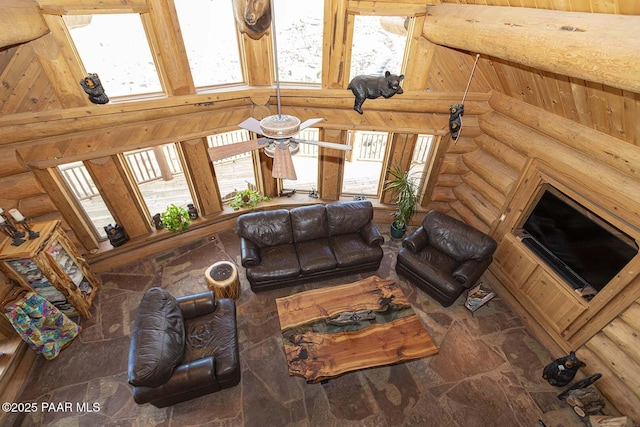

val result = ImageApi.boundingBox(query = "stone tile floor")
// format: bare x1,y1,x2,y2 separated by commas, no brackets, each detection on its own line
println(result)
14,227,583,426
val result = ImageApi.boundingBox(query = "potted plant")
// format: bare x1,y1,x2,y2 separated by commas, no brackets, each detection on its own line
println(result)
161,204,191,233
229,188,270,211
383,165,419,239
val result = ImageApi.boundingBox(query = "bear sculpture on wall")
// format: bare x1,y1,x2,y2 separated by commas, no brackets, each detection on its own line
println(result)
232,0,271,40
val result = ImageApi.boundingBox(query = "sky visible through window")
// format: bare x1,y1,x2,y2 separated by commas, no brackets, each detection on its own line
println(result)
174,0,243,87
64,14,162,98
350,16,408,80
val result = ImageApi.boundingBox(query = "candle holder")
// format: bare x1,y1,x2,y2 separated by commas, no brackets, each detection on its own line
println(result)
0,212,26,246
16,219,40,240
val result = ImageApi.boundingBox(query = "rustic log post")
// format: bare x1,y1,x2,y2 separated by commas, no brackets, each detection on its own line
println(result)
0,0,49,48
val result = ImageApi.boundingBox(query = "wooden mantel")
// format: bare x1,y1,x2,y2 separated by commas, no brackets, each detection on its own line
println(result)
423,3,640,93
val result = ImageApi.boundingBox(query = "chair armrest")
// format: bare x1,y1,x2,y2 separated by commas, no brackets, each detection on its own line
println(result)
452,258,492,288
177,291,216,319
402,226,429,253
359,222,384,246
240,237,261,267
132,357,220,405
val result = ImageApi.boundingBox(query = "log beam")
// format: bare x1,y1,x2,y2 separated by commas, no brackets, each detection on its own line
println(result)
423,4,640,93
0,0,49,48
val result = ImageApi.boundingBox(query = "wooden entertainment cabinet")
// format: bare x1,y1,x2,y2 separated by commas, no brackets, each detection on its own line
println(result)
489,162,640,351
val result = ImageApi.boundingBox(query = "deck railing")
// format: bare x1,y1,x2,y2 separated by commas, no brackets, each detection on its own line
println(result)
59,130,432,202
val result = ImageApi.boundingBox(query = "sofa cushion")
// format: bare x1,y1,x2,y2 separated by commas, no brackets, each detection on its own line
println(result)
330,233,384,268
183,298,239,384
245,244,300,282
326,201,373,236
423,211,497,262
290,204,329,242
237,209,293,248
128,287,185,388
295,238,337,274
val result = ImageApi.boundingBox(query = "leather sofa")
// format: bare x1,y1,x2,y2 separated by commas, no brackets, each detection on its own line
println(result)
128,288,240,407
396,210,497,307
237,200,384,292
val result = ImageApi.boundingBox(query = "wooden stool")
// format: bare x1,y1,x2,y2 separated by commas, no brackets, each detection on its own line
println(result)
205,261,240,300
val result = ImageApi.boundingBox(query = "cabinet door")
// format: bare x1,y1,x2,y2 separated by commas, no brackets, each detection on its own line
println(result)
46,241,95,300
494,235,537,287
4,259,78,317
522,268,588,334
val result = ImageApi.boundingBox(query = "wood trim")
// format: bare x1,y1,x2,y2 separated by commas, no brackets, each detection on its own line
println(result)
180,138,223,216
84,155,151,238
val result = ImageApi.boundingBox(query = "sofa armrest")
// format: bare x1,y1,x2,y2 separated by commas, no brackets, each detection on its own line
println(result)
359,222,384,246
132,357,220,405
177,291,216,319
402,226,429,253
240,237,261,267
452,258,492,288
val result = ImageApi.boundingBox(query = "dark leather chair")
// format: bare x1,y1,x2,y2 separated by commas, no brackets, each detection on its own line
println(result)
396,210,497,307
128,287,240,407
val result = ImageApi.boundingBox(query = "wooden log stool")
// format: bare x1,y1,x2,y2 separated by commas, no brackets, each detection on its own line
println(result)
205,261,240,300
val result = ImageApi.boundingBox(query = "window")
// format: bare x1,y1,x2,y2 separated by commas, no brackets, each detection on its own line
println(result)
57,162,115,239
207,130,258,201
274,0,324,83
408,134,436,204
174,0,243,88
64,14,163,98
283,128,319,191
123,144,193,218
342,131,388,196
349,15,408,80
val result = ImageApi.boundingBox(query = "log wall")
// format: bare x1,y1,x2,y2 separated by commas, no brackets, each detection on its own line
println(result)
481,91,640,422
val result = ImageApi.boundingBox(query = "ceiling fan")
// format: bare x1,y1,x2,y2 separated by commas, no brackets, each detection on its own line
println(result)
207,1,351,181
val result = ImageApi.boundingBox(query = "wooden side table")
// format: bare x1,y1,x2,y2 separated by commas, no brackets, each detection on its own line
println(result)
204,261,240,300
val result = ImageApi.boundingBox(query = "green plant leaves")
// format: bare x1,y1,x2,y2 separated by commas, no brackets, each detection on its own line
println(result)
160,204,191,233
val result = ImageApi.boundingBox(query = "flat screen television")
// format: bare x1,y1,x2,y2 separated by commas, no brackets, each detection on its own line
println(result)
518,186,638,295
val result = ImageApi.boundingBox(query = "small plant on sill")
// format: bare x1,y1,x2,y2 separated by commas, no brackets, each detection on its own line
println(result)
229,188,270,211
161,204,191,233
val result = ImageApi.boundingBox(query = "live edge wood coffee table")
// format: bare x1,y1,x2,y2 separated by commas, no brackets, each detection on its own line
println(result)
275,275,438,383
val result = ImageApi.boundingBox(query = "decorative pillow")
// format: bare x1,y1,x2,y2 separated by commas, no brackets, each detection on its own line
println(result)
128,287,185,387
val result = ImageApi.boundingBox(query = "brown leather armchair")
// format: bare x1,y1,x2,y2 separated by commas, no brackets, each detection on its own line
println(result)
128,288,240,407
395,211,497,307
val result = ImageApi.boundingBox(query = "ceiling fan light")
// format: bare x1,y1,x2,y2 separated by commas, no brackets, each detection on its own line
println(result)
260,114,301,138
263,141,299,158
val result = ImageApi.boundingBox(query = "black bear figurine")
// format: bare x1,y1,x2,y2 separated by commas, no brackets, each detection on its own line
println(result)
542,351,586,387
347,71,404,114
80,73,109,104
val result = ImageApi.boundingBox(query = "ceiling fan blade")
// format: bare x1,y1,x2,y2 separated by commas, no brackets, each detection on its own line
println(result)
299,118,323,130
292,138,352,152
238,117,264,135
207,139,263,162
272,143,297,180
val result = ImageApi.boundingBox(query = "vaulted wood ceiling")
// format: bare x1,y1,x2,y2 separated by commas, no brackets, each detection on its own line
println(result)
1,0,638,150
